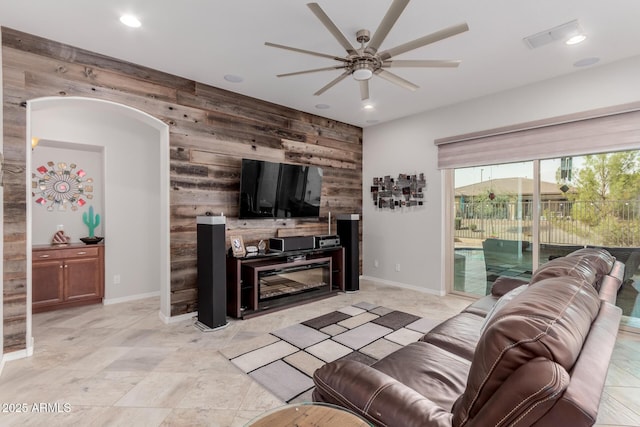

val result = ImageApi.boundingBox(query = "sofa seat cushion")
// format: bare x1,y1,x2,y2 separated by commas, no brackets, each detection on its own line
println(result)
452,276,601,425
372,341,471,411
420,312,484,361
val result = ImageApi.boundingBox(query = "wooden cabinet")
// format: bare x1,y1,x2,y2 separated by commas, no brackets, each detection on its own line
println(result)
32,244,104,313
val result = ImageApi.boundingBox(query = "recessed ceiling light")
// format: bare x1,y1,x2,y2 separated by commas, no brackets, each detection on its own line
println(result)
224,74,244,83
566,34,587,45
363,103,375,110
315,104,330,109
573,57,600,67
119,14,141,28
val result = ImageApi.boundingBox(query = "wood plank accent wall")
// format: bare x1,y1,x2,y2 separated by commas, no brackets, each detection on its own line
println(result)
2,27,362,352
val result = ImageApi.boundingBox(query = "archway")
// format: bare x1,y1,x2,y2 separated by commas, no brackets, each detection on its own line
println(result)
25,97,170,353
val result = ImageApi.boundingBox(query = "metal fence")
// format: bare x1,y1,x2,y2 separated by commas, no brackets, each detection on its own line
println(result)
454,199,640,246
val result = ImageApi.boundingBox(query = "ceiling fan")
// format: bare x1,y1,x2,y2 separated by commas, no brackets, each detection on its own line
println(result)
265,0,469,101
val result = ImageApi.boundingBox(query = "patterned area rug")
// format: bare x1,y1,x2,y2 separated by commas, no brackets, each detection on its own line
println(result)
221,302,440,403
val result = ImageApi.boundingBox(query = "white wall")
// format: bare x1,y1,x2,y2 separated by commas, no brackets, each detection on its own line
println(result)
31,142,104,244
31,102,162,301
363,54,640,294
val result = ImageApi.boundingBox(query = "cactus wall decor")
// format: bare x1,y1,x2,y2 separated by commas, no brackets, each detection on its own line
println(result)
82,206,101,238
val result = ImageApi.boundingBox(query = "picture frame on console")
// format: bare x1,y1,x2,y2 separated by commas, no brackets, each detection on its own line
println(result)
229,235,246,257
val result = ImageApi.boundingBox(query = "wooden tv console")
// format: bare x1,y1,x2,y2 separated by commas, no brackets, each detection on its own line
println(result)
226,246,345,319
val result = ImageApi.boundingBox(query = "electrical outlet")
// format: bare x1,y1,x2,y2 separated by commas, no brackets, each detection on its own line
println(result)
395,263,401,272
113,274,121,285
374,259,379,268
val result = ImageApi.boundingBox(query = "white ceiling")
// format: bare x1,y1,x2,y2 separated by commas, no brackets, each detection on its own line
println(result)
1,1,640,128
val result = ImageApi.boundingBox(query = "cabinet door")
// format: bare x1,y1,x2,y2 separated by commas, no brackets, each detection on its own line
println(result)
32,259,65,308
64,257,102,301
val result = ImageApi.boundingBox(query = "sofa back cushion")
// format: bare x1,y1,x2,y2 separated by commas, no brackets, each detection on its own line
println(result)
565,247,615,271
530,256,596,285
566,247,616,289
452,276,601,426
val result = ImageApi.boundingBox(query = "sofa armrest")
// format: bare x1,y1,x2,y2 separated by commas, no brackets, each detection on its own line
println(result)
454,358,569,426
490,276,529,297
313,360,453,427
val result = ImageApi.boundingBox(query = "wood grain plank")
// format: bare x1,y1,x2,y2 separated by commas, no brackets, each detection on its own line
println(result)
2,27,195,93
4,47,179,102
3,30,362,349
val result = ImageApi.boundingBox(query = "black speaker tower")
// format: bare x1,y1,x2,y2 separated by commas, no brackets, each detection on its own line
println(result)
196,215,228,330
337,214,360,292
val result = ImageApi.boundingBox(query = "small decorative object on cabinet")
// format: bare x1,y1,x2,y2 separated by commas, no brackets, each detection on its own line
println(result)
229,235,246,257
80,205,103,244
32,243,105,313
51,224,70,246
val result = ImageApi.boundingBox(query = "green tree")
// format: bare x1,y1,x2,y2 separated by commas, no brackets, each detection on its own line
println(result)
569,151,640,240
570,152,640,202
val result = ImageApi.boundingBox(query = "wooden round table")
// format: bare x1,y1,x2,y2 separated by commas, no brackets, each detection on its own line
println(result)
246,402,371,426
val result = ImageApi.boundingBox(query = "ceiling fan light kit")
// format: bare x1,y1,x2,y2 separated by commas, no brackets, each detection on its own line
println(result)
352,62,374,81
265,0,468,101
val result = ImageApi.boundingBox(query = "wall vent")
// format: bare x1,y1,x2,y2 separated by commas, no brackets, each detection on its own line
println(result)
523,20,583,49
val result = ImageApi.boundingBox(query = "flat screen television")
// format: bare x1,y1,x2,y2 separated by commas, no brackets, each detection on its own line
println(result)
239,159,323,219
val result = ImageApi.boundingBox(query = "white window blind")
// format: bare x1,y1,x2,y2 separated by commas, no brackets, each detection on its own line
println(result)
435,102,640,169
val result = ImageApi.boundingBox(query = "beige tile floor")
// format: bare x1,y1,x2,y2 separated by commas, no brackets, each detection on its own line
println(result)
0,279,638,426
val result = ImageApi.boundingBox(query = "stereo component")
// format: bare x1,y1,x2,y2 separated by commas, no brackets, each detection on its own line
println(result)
337,214,360,292
269,235,315,252
196,215,228,330
314,234,341,249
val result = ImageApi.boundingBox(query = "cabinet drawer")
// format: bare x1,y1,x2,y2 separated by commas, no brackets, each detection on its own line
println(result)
33,250,63,260
57,247,100,259
33,246,101,260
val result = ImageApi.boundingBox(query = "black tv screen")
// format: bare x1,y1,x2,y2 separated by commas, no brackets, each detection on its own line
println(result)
239,159,323,219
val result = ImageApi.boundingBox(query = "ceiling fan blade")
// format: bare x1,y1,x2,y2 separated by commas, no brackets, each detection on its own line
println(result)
265,42,349,62
314,70,351,96
359,80,370,100
277,66,348,78
378,22,469,61
307,3,358,56
365,0,410,55
375,69,419,91
382,59,461,68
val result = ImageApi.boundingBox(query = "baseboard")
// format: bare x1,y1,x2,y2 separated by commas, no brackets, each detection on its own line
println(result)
2,347,31,365
158,310,196,325
360,275,446,297
103,291,160,306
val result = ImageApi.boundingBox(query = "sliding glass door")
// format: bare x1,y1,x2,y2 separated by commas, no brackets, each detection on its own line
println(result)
540,151,640,325
450,150,640,326
453,162,533,297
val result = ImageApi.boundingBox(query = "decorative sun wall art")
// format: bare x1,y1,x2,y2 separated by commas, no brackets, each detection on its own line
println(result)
32,161,94,211
371,173,427,210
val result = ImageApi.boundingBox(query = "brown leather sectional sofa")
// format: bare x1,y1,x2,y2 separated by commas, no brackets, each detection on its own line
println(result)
313,248,624,426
